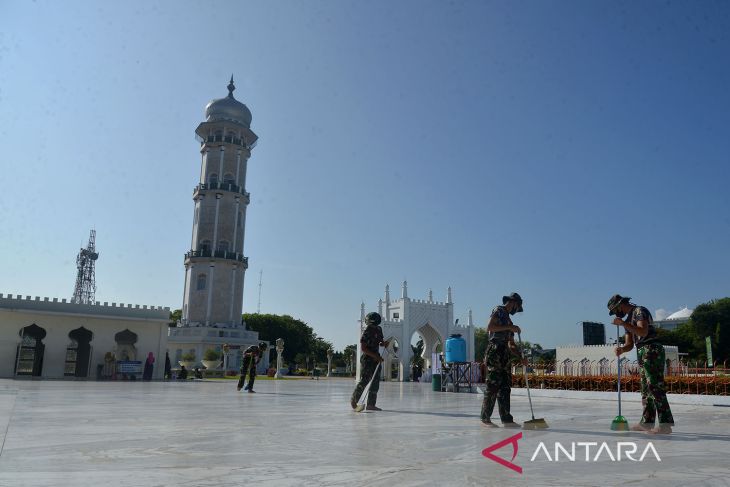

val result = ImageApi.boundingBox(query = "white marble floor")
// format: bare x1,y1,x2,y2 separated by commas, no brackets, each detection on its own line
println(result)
0,379,729,487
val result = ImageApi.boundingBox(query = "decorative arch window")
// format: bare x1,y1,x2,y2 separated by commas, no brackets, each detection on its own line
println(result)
223,173,235,185
217,240,230,253
199,240,211,252
196,273,207,291
208,173,218,185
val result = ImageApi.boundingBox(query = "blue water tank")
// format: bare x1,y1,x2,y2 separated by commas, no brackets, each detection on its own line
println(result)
445,334,466,363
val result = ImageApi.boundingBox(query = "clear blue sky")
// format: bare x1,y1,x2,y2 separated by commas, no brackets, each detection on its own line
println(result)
2,1,729,351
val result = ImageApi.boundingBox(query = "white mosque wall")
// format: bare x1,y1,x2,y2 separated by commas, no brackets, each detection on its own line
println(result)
0,293,169,379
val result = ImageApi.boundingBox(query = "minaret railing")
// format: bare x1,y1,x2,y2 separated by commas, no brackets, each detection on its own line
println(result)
193,183,250,202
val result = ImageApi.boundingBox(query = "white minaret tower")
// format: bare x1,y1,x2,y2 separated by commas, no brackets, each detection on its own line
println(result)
384,283,391,320
181,77,258,327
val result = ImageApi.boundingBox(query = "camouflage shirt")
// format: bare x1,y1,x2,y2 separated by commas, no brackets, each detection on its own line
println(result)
488,305,514,344
361,324,384,356
243,345,261,363
630,305,658,348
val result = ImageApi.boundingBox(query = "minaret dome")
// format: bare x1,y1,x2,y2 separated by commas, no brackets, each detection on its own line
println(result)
204,76,253,128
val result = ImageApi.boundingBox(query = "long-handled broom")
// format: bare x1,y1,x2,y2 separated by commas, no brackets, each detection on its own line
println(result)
518,333,548,429
610,325,630,431
354,349,387,413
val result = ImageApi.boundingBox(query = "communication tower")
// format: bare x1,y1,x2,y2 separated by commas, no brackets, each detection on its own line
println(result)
72,229,98,304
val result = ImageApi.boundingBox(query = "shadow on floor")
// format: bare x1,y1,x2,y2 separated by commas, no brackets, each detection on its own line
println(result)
380,409,477,419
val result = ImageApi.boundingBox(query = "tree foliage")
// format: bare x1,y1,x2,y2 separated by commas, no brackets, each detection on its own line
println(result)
411,338,425,367
657,298,730,363
243,313,333,366
169,309,181,327
474,328,488,360
474,327,548,362
342,344,357,369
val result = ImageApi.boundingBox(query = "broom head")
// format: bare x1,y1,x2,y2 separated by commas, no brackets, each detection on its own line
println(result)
523,418,549,430
610,415,630,431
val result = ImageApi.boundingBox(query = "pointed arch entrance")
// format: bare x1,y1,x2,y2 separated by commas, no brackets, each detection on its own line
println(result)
114,329,138,361
382,337,400,381
358,284,475,382
15,324,46,376
414,322,441,371
65,327,94,377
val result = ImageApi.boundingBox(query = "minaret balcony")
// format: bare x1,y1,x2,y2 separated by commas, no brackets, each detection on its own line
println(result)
185,249,249,268
194,183,250,203
195,133,257,150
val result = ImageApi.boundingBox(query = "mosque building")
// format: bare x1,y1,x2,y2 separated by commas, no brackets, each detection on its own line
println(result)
0,79,266,379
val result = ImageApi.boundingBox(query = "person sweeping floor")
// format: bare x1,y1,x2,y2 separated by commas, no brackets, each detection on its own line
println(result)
480,292,525,428
351,312,390,411
608,294,675,434
237,342,268,393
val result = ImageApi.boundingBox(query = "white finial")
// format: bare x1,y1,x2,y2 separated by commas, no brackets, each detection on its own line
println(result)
385,284,391,304
468,309,473,326
447,286,453,304
428,289,433,302
378,298,383,315
402,280,408,299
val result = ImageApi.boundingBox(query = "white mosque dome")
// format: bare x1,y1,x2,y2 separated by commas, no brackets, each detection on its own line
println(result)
666,307,693,320
204,77,252,128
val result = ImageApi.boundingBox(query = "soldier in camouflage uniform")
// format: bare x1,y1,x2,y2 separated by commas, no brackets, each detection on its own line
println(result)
609,294,675,434
481,293,526,428
351,312,390,411
237,342,268,393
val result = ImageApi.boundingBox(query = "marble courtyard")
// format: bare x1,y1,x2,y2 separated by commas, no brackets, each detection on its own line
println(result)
0,379,728,486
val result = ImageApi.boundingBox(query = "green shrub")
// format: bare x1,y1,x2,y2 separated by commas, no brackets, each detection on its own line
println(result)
181,352,196,361
203,349,221,361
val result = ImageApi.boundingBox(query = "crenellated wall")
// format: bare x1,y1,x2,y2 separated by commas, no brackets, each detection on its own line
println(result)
0,293,169,379
0,293,169,319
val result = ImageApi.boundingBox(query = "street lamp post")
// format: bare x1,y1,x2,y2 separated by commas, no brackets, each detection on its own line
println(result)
275,338,284,379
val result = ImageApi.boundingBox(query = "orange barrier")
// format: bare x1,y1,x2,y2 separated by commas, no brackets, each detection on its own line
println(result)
504,360,729,396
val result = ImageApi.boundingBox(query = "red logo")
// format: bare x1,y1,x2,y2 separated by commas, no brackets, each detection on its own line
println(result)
482,432,523,474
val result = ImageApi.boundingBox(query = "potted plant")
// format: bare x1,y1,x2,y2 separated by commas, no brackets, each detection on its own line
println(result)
179,352,197,369
201,348,221,370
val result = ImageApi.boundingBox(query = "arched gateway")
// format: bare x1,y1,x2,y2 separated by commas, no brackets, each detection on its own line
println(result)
357,281,475,382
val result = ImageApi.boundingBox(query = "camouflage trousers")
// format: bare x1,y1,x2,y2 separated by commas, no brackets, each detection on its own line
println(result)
638,343,675,425
237,356,256,390
481,343,514,423
351,358,380,407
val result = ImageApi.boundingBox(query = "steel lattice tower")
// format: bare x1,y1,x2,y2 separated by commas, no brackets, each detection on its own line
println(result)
72,229,99,304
